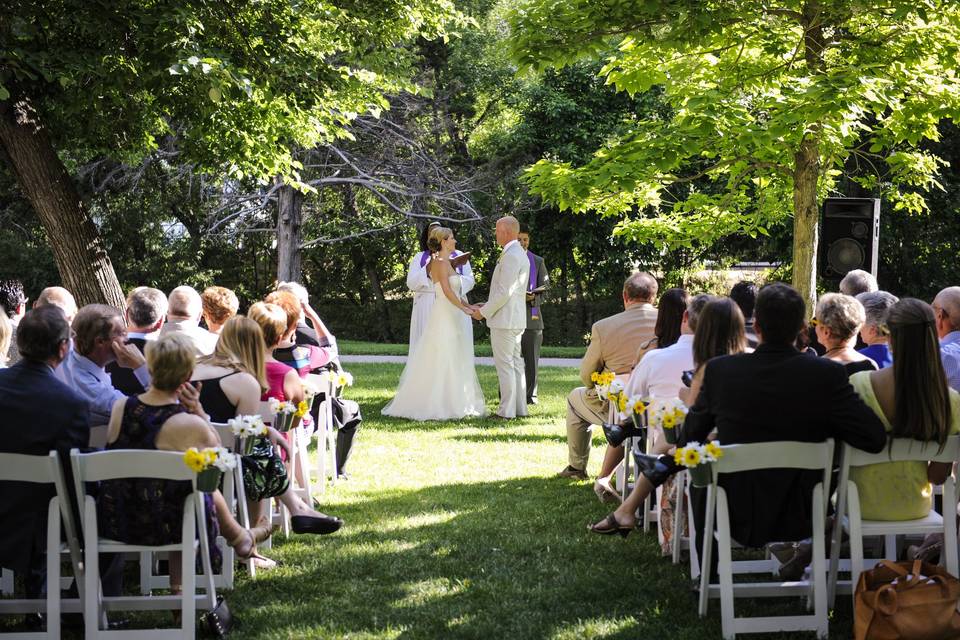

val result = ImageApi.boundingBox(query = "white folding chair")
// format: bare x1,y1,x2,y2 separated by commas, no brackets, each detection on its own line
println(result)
698,440,834,640
256,401,291,541
827,436,960,607
70,449,217,639
0,451,83,639
306,372,337,492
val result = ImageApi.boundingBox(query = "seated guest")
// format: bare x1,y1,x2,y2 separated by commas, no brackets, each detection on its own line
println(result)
248,302,304,405
633,288,688,367
0,306,88,594
0,278,27,364
856,291,898,369
682,284,885,578
594,288,689,500
201,286,239,336
265,290,333,375
560,272,659,480
276,281,337,352
62,304,151,426
98,333,273,590
840,269,879,296
0,312,9,368
849,298,960,521
730,281,759,348
160,286,218,355
192,316,343,540
34,286,78,324
107,287,167,396
590,297,747,537
932,286,960,392
814,293,877,375
266,289,361,479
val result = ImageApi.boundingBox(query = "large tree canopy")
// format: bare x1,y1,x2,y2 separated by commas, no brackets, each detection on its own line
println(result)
507,0,960,306
0,0,466,305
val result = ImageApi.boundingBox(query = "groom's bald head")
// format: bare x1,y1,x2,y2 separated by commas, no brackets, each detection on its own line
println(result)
495,216,520,247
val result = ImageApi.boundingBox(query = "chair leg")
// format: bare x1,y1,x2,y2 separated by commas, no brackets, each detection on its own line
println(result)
47,500,60,640
672,472,684,564
811,486,828,638
698,485,715,617
83,500,102,637
181,506,196,635
715,489,736,640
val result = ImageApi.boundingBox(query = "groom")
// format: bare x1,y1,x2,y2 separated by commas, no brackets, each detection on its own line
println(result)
472,216,530,419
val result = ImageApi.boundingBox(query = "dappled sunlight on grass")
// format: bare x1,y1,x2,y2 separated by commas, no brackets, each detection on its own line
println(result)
186,362,855,638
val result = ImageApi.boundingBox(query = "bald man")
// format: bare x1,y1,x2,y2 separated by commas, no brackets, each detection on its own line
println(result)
472,216,530,419
933,286,960,391
35,286,78,324
159,285,218,355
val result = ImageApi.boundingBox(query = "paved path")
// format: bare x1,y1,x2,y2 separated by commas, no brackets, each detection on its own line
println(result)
341,354,580,368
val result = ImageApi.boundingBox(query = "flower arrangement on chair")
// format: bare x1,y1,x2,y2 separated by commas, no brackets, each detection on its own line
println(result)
673,440,724,487
648,398,689,444
183,446,237,492
227,415,268,454
268,397,310,432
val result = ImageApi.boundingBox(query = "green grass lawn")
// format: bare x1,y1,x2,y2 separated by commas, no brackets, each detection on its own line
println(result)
339,339,585,359
217,362,855,639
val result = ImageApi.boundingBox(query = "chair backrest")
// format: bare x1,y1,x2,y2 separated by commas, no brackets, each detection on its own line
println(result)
0,451,85,587
88,424,109,448
844,436,960,467
211,422,237,450
711,439,835,497
70,449,196,511
0,451,61,483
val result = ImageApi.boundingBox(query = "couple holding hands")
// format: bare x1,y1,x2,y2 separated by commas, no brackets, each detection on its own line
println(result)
382,216,529,421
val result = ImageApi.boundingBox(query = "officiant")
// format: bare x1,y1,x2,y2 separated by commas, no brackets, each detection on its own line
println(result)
405,221,475,354
518,225,548,405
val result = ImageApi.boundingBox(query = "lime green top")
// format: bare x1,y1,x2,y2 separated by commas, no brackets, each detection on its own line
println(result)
848,371,960,521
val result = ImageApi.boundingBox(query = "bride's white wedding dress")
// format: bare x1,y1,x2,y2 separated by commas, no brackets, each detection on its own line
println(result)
382,275,486,420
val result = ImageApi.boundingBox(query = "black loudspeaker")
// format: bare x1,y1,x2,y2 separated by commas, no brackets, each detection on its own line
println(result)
818,197,880,283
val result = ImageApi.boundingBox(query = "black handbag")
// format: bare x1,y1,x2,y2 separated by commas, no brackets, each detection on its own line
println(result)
240,437,289,501
200,595,232,638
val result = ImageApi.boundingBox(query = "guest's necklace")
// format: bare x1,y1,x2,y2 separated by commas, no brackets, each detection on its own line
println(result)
825,346,849,356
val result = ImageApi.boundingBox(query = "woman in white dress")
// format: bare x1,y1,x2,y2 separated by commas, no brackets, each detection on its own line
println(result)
384,226,487,420
406,222,475,355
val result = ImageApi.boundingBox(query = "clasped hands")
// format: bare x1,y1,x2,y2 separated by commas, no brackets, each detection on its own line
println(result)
462,301,485,321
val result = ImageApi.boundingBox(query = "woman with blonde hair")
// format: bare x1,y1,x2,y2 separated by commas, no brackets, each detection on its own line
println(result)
382,225,485,420
193,315,343,550
98,333,274,590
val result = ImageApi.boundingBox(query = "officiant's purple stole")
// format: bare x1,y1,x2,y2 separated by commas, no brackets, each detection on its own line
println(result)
527,251,539,320
419,250,464,274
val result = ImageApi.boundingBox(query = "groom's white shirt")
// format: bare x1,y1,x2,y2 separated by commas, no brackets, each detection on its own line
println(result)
480,240,529,329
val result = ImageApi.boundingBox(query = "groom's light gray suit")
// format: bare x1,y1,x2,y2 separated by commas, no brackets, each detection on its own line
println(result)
480,239,530,418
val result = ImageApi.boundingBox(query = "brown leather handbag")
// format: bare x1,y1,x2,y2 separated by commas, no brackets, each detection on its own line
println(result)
854,559,960,640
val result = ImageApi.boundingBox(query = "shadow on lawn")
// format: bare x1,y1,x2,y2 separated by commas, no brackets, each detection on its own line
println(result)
233,476,712,640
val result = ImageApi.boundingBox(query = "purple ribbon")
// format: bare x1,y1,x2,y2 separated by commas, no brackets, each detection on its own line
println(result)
420,249,464,274
528,251,539,319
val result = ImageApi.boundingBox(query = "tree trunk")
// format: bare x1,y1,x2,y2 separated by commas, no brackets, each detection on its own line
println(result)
365,264,395,342
0,95,124,308
793,138,820,313
792,1,827,313
276,181,304,283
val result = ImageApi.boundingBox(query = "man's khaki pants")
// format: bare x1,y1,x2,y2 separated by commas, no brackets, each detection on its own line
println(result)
566,386,606,471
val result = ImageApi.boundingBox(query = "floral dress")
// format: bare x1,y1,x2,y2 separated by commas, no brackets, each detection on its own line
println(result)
97,397,221,570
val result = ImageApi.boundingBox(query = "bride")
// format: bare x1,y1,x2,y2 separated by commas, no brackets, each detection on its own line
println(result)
382,226,487,420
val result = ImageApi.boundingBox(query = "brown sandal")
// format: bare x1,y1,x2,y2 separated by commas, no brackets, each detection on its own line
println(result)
588,513,634,538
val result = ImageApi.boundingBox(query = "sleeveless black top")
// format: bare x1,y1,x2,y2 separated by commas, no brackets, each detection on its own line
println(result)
196,372,240,423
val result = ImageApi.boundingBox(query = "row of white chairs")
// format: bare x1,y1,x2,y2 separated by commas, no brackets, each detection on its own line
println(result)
687,435,960,639
0,448,220,639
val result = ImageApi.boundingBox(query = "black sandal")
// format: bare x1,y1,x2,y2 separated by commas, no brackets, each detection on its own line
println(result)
588,513,634,538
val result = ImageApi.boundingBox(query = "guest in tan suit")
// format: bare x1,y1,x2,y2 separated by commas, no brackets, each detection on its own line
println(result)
559,272,659,479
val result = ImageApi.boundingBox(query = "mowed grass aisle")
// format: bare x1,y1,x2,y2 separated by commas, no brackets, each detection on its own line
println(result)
221,362,855,638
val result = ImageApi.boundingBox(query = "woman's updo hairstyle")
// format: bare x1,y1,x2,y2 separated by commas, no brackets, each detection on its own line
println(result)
427,226,453,254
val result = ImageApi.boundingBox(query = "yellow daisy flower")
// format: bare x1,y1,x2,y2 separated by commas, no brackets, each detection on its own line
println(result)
183,448,207,472
705,441,723,460
681,447,701,468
